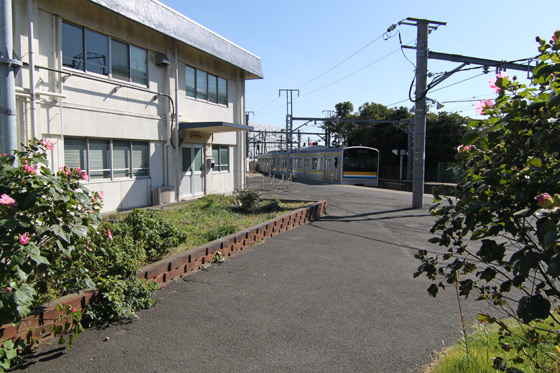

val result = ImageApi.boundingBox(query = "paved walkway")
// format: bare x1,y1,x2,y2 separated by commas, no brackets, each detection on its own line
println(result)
22,176,485,372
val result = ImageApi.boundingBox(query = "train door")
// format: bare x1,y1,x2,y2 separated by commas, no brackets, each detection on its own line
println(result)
304,157,310,178
180,145,204,198
323,157,331,182
333,156,340,183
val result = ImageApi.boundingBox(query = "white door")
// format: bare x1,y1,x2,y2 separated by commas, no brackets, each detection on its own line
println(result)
181,145,204,198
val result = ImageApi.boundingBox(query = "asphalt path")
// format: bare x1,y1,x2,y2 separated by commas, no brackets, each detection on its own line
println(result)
20,176,490,372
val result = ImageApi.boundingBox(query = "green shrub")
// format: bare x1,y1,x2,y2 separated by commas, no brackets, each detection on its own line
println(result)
84,278,159,324
205,224,237,241
118,209,187,262
415,30,560,371
234,188,260,212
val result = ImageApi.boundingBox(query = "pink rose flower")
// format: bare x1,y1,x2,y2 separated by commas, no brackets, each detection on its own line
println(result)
97,191,104,200
19,232,31,245
474,99,494,115
81,172,89,181
107,229,113,241
71,307,77,313
76,167,82,173
1,153,6,156
6,287,12,292
0,194,16,206
44,139,54,150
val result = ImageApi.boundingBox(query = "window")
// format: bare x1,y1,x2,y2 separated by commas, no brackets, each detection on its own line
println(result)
185,66,196,98
85,29,108,75
62,22,84,70
111,39,129,81
62,21,148,85
196,70,208,100
208,74,218,103
311,158,318,170
212,145,229,172
218,77,227,105
64,138,149,180
89,139,110,179
185,65,228,105
130,46,147,85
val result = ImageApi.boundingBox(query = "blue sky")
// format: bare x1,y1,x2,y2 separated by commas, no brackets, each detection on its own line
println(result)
159,0,558,138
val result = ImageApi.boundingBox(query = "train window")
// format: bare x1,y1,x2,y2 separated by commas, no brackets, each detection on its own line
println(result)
343,148,378,172
311,158,318,170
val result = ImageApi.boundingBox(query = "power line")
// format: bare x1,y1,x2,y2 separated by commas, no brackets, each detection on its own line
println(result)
253,96,280,113
298,32,389,89
301,46,404,97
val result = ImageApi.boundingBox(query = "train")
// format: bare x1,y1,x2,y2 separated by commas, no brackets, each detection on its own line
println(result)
256,146,379,186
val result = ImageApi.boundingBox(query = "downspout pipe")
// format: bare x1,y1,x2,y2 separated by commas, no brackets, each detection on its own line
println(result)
28,0,37,139
0,0,22,155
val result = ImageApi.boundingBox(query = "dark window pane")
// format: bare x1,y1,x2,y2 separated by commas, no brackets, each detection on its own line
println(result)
220,146,229,171
186,66,196,97
130,46,147,85
113,141,130,178
208,74,217,103
196,70,208,100
212,145,219,171
85,29,108,75
62,22,84,71
111,39,129,81
193,147,203,172
89,139,110,179
132,141,149,176
218,77,227,105
182,147,192,173
64,138,86,170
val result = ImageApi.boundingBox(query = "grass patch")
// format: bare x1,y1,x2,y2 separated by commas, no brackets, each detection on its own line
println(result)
427,317,560,373
138,194,309,257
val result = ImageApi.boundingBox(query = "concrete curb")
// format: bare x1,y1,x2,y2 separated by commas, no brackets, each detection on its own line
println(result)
0,200,328,346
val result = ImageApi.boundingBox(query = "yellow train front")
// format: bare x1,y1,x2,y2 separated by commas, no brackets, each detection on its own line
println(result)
257,146,379,187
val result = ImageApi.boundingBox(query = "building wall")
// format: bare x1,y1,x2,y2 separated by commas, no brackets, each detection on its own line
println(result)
11,0,254,212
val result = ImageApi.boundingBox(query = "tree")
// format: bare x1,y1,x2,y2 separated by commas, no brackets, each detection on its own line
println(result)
415,30,560,370
425,111,469,181
322,101,355,146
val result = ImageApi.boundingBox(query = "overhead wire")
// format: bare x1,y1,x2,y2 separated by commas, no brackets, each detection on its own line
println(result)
252,26,404,117
297,32,387,89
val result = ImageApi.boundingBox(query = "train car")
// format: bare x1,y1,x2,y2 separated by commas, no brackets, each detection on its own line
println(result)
257,146,379,186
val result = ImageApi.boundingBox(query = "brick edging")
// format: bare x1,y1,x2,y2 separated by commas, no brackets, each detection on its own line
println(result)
0,200,327,345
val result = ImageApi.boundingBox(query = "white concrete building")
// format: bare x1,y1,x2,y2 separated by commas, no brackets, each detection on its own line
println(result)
8,0,263,212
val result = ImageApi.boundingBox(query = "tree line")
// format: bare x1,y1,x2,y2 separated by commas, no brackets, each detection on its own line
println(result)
322,101,469,181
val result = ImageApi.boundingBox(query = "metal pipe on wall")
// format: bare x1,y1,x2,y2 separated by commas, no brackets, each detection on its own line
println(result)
0,0,20,155
27,0,37,140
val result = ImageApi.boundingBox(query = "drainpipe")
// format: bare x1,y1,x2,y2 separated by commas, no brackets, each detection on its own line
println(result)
0,0,22,155
173,41,179,202
27,0,37,139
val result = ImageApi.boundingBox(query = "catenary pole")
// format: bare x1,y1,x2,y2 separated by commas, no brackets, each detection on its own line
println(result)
412,20,429,209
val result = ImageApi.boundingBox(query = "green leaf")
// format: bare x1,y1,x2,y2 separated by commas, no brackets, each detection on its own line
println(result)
461,131,479,145
549,93,560,107
548,253,560,276
427,284,438,297
52,225,71,243
71,225,88,238
14,284,35,307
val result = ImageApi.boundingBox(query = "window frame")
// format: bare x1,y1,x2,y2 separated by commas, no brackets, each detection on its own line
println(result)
62,20,148,86
64,137,150,181
211,145,230,172
185,64,228,106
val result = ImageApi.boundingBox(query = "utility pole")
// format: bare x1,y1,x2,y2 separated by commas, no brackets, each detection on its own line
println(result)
0,0,22,156
279,89,299,174
399,17,446,209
